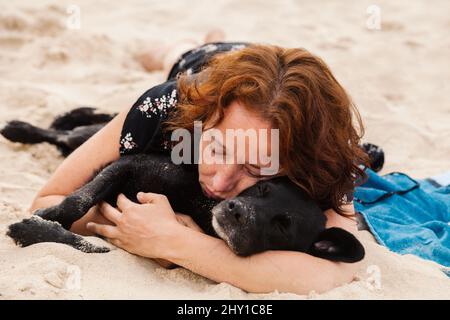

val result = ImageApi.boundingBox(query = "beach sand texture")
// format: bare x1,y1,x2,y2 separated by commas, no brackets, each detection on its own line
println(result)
0,0,449,299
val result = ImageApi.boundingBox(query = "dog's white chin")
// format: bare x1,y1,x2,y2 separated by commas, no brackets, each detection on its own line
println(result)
211,214,228,242
212,215,239,253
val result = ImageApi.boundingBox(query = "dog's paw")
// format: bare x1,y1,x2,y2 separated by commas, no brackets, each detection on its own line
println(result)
6,216,110,253
7,216,53,247
0,120,39,143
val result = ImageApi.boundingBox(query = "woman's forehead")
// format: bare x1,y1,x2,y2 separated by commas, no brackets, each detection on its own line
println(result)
201,101,279,164
217,100,272,130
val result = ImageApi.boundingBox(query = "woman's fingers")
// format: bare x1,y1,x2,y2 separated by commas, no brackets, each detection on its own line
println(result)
86,222,119,239
137,191,167,204
99,201,122,224
116,193,137,212
107,237,123,248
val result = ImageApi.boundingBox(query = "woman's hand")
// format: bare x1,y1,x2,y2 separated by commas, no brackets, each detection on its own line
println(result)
86,192,185,259
174,213,205,233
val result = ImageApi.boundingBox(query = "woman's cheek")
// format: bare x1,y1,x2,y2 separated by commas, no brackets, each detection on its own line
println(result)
198,162,215,179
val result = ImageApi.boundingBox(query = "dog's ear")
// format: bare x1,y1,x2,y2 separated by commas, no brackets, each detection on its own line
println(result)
309,227,365,263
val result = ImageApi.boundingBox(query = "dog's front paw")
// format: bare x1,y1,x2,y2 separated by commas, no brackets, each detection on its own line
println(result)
6,216,110,253
7,216,53,247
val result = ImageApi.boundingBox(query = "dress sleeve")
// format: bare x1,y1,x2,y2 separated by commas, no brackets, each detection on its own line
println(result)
119,80,178,156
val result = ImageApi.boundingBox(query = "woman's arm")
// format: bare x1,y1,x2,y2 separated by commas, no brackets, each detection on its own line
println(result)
29,105,131,235
166,203,361,293
164,226,359,294
88,192,362,295
167,204,360,294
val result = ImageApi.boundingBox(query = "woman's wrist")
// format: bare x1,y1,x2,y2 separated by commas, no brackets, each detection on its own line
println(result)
153,223,191,261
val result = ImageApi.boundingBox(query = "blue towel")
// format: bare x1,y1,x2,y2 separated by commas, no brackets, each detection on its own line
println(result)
354,169,450,267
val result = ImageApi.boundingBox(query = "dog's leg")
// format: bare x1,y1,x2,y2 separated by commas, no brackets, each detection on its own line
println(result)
49,107,116,131
6,157,134,253
1,120,63,145
7,216,110,253
56,124,105,153
34,157,133,230
1,120,104,156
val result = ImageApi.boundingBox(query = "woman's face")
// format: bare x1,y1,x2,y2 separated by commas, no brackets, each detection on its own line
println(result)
198,100,282,200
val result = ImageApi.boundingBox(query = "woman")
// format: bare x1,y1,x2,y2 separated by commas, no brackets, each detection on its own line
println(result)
29,41,369,294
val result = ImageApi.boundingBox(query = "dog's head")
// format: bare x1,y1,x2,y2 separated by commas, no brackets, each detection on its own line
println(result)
211,176,365,262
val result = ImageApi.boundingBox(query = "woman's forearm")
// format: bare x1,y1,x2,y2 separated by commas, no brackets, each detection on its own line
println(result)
162,226,358,294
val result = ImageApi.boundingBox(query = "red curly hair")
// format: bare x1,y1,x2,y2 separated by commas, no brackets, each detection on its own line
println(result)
164,43,369,215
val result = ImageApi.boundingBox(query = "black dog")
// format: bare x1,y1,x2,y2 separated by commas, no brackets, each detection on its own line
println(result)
2,108,365,262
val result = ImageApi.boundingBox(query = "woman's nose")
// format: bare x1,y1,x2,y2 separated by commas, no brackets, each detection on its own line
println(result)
211,164,240,193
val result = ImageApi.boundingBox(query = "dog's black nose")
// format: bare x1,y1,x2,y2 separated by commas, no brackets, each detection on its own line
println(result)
226,200,243,224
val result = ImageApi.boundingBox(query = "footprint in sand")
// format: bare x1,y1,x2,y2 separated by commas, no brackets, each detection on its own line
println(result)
44,264,81,290
0,10,30,31
0,5,67,55
15,255,82,292
383,93,405,102
382,21,405,32
0,5,66,36
404,40,423,49
318,37,355,50
0,34,30,50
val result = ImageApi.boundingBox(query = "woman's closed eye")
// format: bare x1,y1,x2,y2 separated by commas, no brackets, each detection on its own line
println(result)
210,148,261,177
211,144,226,157
209,143,274,179
244,165,265,179
245,164,285,180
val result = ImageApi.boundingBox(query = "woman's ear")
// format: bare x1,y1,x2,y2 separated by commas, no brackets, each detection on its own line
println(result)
309,227,365,263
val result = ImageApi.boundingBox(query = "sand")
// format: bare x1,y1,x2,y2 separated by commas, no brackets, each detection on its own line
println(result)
0,0,449,299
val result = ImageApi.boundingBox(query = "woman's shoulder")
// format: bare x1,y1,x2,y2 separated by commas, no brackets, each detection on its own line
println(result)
135,79,179,116
119,80,179,156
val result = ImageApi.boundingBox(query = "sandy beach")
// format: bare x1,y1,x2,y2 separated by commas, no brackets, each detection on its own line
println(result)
0,0,449,299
